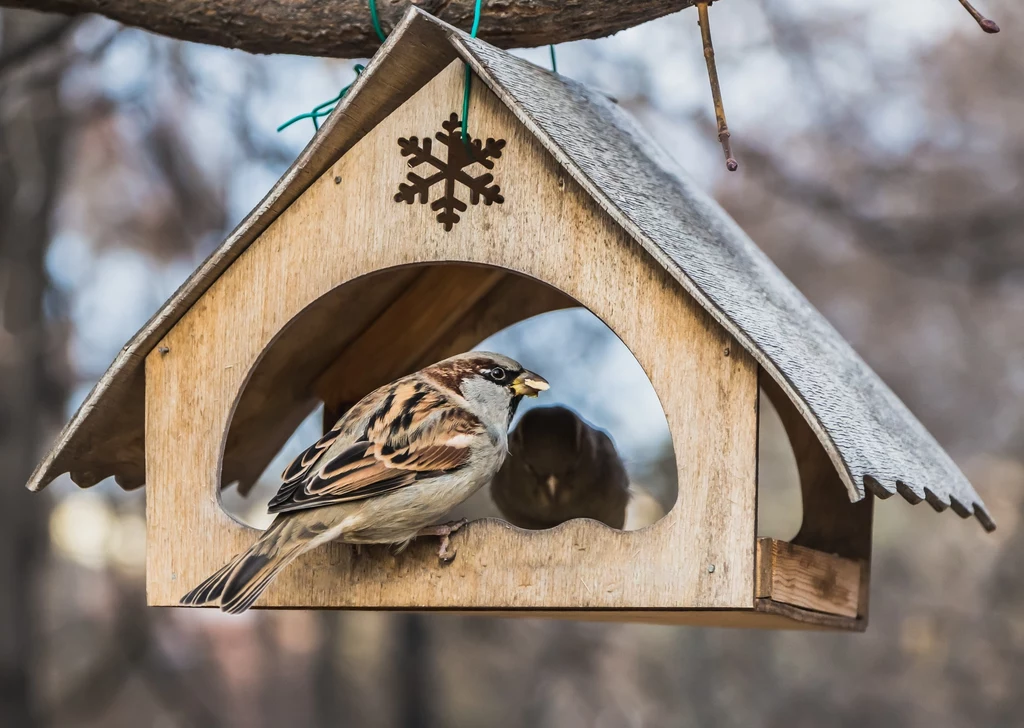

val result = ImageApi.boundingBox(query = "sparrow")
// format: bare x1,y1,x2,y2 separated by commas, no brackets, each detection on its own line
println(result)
180,352,549,614
490,406,631,530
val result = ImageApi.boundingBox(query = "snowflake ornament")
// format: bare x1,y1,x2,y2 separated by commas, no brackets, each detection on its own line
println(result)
394,113,505,231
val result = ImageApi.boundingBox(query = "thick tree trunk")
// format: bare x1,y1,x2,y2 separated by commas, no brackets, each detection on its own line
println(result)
0,0,698,58
0,12,69,726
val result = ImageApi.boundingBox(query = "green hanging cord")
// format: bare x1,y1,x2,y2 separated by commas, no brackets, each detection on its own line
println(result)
469,0,483,37
278,0,387,133
367,0,388,43
461,65,473,144
460,0,484,144
277,64,366,132
549,45,558,73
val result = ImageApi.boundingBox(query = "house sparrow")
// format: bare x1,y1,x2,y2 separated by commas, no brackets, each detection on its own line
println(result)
491,406,630,530
181,352,548,614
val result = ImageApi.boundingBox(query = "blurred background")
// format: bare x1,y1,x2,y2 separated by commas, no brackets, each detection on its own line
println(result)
2,0,1023,725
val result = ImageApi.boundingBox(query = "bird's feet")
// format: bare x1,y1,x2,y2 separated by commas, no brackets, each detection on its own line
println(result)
416,519,468,563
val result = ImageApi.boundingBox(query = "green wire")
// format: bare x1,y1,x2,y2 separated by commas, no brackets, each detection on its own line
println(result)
549,45,558,73
460,0,484,144
461,64,473,145
280,0,499,139
277,65,366,132
278,0,386,134
470,0,482,36
368,0,387,43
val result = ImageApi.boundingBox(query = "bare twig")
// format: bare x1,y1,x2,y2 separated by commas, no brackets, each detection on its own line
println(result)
956,0,1000,34
0,11,71,725
696,1,738,172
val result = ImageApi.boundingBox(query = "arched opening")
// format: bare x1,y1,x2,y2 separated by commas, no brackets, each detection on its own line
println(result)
756,388,803,540
219,263,677,532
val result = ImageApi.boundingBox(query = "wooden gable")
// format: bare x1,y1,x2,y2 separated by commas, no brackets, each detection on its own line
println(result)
145,61,773,622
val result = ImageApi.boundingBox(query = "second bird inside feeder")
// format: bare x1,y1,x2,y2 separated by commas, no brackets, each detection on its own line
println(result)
449,308,673,531
492,405,636,530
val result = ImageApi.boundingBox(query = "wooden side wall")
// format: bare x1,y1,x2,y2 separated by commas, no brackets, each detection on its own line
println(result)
146,62,759,612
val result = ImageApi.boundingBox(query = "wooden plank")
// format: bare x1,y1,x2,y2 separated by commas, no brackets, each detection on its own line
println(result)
166,606,858,631
147,61,759,613
754,599,865,632
314,265,505,410
755,538,861,619
440,608,862,631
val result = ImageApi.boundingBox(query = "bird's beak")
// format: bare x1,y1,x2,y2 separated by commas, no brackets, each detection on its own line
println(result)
510,370,549,398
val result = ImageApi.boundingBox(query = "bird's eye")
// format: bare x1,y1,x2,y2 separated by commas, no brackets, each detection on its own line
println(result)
488,366,507,382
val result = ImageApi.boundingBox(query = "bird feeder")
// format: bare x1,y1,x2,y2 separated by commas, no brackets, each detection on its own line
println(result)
26,9,993,630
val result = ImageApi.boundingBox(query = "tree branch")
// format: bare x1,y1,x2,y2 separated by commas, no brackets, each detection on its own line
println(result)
0,0,699,58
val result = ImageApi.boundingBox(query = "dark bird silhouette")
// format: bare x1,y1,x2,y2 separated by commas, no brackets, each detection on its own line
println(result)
491,406,631,530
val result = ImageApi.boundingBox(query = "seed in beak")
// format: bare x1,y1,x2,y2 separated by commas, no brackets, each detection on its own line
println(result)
511,371,550,397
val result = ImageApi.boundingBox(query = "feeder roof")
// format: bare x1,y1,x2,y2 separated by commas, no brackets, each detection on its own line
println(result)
26,8,992,532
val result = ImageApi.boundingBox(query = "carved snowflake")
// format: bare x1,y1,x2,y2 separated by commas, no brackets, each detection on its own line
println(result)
394,113,505,231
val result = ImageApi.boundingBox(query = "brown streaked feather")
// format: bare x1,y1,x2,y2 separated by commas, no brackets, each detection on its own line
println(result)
277,386,390,485
423,354,504,394
267,378,483,515
281,428,339,482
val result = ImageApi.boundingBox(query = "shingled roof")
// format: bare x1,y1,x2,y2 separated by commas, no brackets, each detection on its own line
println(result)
26,8,993,532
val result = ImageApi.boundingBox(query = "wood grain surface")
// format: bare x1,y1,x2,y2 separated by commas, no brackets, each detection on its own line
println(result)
756,538,861,619
147,61,759,615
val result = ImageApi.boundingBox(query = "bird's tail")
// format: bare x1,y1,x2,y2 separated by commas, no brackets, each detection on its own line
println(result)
179,516,319,614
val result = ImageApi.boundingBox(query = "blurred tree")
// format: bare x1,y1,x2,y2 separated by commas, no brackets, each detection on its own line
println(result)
0,11,73,726
396,615,435,728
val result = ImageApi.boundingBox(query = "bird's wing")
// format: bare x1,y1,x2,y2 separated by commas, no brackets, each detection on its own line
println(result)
278,388,385,484
268,380,482,514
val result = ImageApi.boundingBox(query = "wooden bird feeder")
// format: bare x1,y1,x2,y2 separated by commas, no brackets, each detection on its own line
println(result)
26,9,993,630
